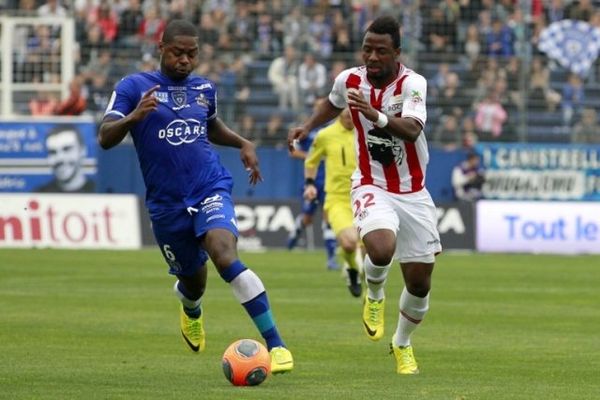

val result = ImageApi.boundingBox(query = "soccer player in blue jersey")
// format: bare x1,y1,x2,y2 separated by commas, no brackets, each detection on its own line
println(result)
98,19,293,374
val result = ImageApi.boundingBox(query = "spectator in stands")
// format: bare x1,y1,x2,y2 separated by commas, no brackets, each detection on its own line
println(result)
481,0,510,21
298,53,327,109
255,12,280,56
138,5,166,56
79,23,108,68
23,24,61,83
485,18,514,58
198,11,219,47
507,7,526,56
451,151,485,202
439,0,461,28
459,0,484,25
85,72,111,119
307,12,333,58
29,91,58,116
238,114,261,145
565,0,595,21
328,60,347,88
331,8,352,54
461,116,479,149
433,114,461,150
228,1,256,53
118,0,144,47
37,0,67,17
195,43,217,80
561,73,585,127
89,0,118,43
283,5,310,50
472,57,500,104
265,113,287,149
268,45,300,111
529,56,561,112
477,9,493,38
136,53,158,72
503,56,522,110
545,0,566,23
573,108,600,144
35,124,95,193
423,7,456,52
430,62,451,99
474,91,507,140
54,76,87,116
80,49,114,83
463,24,481,69
229,57,252,123
437,71,463,120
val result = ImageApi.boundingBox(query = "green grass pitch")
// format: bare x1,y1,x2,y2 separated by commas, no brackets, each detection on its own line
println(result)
1,249,599,399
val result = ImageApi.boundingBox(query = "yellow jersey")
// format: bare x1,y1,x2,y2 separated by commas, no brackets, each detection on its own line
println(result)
305,118,356,199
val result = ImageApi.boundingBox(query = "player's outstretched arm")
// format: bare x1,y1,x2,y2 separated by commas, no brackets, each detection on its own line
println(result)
207,118,263,185
287,99,342,152
98,85,160,149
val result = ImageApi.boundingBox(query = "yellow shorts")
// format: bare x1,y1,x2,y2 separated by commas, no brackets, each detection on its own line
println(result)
324,194,354,235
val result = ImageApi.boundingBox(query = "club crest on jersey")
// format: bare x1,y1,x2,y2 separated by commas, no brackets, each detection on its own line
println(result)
153,91,168,103
411,90,423,104
171,91,187,107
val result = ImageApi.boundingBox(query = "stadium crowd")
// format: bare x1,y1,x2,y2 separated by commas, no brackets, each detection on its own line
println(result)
4,0,600,146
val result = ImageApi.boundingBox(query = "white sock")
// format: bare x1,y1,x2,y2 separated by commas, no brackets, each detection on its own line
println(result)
364,254,392,301
173,280,201,309
394,287,429,347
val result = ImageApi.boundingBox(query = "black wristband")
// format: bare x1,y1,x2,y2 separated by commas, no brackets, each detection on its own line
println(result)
305,177,316,187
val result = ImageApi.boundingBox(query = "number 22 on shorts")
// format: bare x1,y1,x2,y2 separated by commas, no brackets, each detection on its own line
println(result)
353,192,375,220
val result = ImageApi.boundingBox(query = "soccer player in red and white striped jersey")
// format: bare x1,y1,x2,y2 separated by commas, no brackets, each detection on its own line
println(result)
288,15,442,374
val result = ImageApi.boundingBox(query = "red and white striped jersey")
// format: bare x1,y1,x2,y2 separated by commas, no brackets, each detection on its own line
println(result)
329,64,430,194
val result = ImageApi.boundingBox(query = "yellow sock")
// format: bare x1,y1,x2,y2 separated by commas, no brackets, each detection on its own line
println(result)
342,249,358,270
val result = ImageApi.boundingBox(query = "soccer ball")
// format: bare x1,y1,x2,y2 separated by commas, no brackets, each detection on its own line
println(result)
222,339,271,386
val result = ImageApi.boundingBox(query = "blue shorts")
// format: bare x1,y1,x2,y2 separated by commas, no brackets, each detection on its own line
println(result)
151,190,239,276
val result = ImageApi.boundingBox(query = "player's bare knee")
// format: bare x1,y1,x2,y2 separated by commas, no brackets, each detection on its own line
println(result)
367,249,394,266
406,283,430,298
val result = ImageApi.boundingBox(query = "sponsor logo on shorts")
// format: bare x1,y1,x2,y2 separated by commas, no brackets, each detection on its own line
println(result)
357,209,369,221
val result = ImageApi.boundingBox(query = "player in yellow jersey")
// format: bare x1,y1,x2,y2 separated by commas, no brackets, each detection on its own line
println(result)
304,108,363,297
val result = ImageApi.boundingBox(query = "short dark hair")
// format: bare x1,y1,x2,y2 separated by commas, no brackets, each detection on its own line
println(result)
366,15,401,49
162,19,199,44
46,124,84,146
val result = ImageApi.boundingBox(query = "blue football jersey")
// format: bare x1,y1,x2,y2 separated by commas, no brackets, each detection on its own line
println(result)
104,71,233,213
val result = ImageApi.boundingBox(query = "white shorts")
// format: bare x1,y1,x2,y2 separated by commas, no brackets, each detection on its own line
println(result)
351,185,442,263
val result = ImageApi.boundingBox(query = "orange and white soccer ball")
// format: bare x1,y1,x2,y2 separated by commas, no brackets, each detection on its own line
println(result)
222,339,271,386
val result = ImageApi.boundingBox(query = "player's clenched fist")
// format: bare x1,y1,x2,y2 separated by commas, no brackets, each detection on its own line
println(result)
287,126,308,152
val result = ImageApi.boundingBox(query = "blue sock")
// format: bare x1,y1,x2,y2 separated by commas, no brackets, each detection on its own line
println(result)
291,215,304,239
220,260,285,350
323,221,337,260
